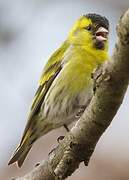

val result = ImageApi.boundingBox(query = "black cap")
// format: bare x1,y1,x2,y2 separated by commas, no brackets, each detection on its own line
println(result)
85,13,109,30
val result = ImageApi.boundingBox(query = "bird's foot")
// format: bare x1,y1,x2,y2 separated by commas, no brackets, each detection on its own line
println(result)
57,136,65,143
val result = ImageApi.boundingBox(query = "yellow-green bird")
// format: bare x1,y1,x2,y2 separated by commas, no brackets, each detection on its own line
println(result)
8,13,109,167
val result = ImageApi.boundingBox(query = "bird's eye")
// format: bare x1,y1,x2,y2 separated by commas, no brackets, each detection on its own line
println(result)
86,25,92,31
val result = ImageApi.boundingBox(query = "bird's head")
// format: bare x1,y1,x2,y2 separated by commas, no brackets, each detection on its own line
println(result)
68,13,109,51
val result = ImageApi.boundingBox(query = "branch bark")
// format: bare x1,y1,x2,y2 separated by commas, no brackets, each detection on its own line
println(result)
15,9,129,180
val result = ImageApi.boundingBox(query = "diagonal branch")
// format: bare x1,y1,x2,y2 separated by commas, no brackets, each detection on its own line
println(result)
15,9,129,180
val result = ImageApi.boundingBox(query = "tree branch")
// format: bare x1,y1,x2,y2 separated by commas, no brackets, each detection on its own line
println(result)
15,9,129,180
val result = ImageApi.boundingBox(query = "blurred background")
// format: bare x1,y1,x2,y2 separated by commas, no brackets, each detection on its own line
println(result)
0,0,129,179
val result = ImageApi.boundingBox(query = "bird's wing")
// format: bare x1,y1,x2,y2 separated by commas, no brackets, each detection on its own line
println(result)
20,41,69,145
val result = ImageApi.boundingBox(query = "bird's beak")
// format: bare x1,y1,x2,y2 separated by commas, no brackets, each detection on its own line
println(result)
95,27,108,42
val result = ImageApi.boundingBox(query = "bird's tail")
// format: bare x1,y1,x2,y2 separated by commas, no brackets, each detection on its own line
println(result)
8,118,52,167
8,137,35,167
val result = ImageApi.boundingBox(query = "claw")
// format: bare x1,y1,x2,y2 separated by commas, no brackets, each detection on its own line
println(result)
57,136,65,143
75,105,86,118
48,147,57,155
35,162,40,167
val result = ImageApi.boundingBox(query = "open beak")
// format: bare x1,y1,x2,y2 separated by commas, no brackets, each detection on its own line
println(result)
95,27,108,42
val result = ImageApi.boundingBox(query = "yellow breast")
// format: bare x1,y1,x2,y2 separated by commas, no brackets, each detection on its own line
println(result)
59,45,108,96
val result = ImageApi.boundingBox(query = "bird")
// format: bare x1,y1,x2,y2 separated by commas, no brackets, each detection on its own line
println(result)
8,13,109,167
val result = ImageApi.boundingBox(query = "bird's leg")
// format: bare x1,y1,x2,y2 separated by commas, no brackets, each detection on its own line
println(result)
63,124,69,132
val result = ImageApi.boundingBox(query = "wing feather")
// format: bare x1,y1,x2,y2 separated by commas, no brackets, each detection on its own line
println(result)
20,41,69,145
